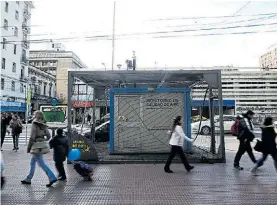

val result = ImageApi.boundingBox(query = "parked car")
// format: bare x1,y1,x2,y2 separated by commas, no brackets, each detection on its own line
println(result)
191,115,236,135
65,121,110,142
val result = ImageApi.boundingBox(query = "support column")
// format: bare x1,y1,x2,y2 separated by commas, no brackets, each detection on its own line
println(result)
217,71,225,162
67,72,73,145
92,87,96,141
209,87,216,154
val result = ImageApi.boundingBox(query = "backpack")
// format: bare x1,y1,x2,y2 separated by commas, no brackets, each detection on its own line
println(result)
231,120,240,136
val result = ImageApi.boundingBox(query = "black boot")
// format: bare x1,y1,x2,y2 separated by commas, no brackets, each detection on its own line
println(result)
164,166,173,173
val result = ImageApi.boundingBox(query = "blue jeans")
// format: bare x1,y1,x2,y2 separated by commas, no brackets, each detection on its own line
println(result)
25,155,56,182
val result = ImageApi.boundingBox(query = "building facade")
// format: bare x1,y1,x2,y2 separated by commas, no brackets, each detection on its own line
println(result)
29,44,87,103
191,67,277,123
260,46,277,69
28,65,56,112
1,1,34,117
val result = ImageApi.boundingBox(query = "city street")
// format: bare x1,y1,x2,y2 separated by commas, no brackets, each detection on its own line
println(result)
2,137,277,204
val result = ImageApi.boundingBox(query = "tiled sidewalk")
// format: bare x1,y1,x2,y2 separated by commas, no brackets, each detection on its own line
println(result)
1,139,277,205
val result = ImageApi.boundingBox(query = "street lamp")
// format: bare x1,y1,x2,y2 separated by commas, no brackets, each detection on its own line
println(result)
102,63,107,71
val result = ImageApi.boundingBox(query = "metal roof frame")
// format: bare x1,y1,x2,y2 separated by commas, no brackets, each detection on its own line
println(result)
67,69,225,162
68,69,222,89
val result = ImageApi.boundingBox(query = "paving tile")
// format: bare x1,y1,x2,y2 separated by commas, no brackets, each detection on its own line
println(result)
2,141,277,204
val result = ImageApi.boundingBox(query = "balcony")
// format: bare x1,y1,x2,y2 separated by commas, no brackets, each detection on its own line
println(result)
31,93,51,102
22,26,30,34
23,9,31,19
21,55,28,65
22,41,29,49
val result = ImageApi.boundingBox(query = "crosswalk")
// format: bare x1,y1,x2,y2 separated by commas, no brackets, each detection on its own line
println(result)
4,135,29,145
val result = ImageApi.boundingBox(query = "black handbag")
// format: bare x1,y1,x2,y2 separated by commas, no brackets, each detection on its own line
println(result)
254,139,263,152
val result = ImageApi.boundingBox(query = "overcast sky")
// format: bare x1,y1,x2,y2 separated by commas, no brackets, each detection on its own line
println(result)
30,0,277,69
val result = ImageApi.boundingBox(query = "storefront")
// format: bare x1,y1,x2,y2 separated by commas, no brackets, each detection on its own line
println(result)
0,101,26,119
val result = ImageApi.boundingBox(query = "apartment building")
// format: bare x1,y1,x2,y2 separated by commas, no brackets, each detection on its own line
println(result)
1,1,34,117
28,64,56,112
260,46,277,69
29,43,87,103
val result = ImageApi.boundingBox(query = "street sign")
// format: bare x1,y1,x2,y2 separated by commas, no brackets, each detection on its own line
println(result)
51,98,58,106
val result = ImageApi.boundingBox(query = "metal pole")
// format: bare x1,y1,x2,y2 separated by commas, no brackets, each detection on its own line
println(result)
209,87,215,154
111,1,116,71
217,71,226,162
92,88,96,141
25,85,28,145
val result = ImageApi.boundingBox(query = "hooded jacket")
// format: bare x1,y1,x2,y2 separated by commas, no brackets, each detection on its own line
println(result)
261,125,277,153
49,133,69,161
27,120,51,153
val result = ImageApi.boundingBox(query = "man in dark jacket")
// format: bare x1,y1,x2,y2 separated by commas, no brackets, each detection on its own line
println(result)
1,113,11,149
49,128,69,180
234,110,257,170
251,117,277,173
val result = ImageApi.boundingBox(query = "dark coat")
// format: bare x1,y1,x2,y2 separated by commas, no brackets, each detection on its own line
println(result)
49,134,69,161
261,125,277,154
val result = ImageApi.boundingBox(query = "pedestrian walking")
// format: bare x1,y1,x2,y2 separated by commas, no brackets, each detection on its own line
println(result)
251,117,277,173
21,111,57,187
1,113,11,150
234,110,257,170
164,116,194,173
9,115,22,151
87,114,91,125
49,128,69,181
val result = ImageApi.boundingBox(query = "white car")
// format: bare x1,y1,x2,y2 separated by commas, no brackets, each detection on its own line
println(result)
191,115,236,135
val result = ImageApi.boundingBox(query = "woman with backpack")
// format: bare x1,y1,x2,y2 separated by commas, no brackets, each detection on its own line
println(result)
164,116,194,173
21,111,57,187
251,117,277,173
9,115,22,151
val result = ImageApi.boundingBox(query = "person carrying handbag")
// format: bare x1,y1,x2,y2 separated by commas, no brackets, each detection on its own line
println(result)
21,111,57,187
251,117,277,173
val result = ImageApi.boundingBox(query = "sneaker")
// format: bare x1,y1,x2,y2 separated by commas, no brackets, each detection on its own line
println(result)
187,166,194,172
257,162,263,167
46,179,57,187
234,165,244,170
58,177,67,181
164,167,173,173
21,180,31,185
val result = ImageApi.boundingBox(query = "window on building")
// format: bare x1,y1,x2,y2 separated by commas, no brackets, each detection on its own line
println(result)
15,10,19,20
38,85,41,95
1,78,4,90
5,2,9,12
4,19,8,30
12,62,16,72
2,38,7,49
49,86,52,97
14,27,18,36
20,83,24,93
11,81,15,91
16,1,19,4
1,58,5,69
23,34,27,41
14,44,17,54
24,17,27,24
21,66,25,79
43,84,47,96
